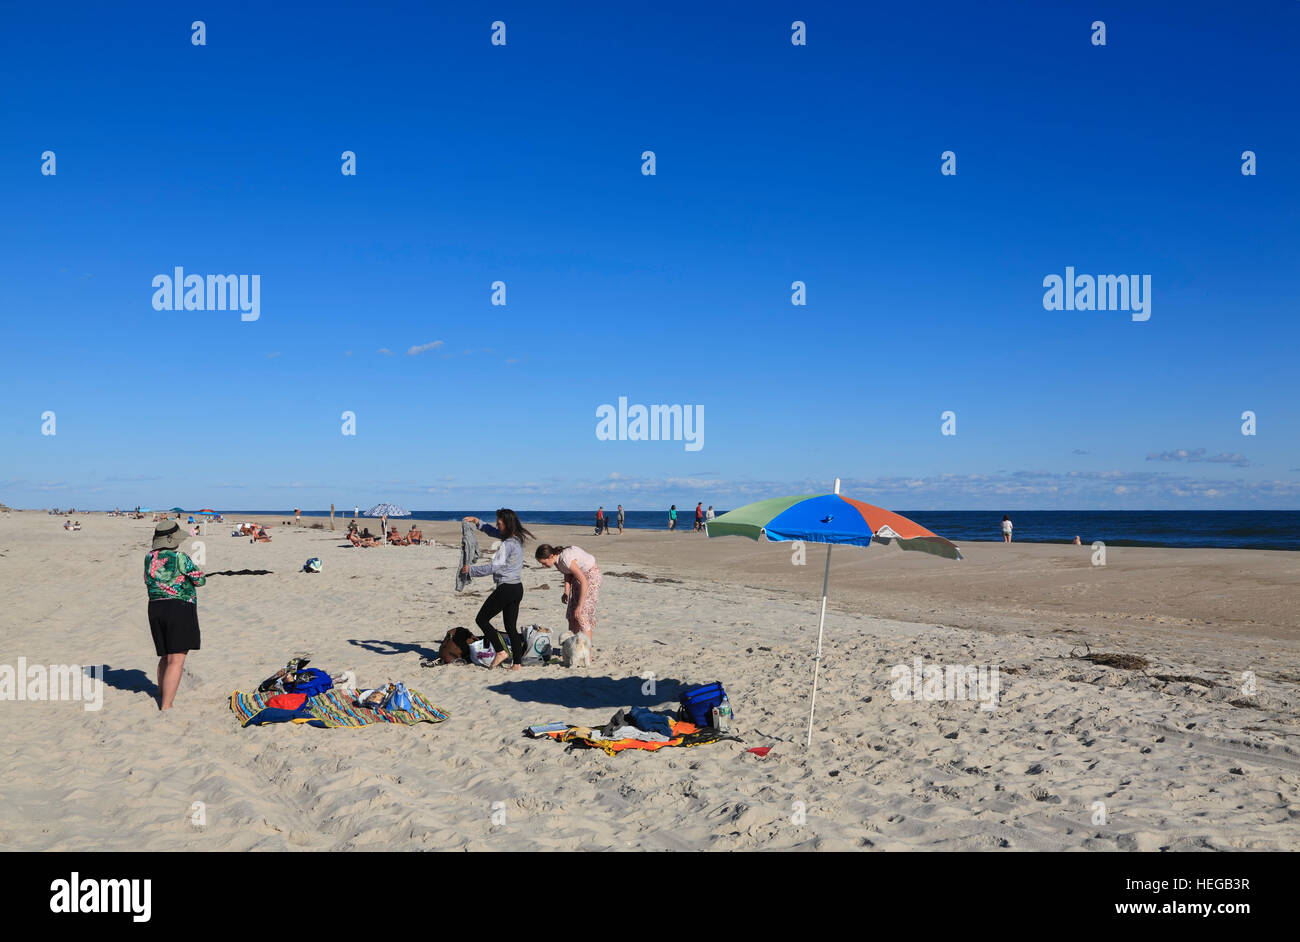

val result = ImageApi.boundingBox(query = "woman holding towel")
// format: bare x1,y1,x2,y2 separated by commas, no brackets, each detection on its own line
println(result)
534,543,603,643
461,509,535,670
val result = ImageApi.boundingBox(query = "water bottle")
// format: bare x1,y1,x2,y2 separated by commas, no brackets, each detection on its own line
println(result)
712,696,733,732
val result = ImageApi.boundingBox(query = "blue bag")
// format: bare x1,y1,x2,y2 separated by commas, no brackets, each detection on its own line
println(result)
678,681,728,727
285,668,333,697
383,682,412,712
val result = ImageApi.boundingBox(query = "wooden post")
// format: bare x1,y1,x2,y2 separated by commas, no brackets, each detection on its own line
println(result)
330,503,335,530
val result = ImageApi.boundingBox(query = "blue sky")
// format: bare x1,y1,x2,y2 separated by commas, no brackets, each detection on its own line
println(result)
1,1,1297,511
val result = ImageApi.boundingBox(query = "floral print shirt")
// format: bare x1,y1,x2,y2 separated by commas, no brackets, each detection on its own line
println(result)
144,550,206,603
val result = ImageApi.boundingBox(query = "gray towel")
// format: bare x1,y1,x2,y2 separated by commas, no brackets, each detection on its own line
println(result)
456,520,479,592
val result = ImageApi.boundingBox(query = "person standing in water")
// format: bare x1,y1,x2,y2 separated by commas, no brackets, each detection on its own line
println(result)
144,520,205,710
534,543,602,645
1002,515,1013,543
461,509,535,670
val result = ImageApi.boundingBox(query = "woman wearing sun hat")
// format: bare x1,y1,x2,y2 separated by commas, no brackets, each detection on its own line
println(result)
144,519,206,710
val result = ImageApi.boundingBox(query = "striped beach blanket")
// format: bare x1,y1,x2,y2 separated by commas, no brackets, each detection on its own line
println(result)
229,688,449,729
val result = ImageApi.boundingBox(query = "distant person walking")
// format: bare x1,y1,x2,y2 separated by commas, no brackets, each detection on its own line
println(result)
535,543,602,643
694,502,704,532
1002,515,1013,543
144,520,206,711
668,505,677,530
705,505,715,525
294,507,301,525
595,506,605,535
461,510,536,670
617,504,625,534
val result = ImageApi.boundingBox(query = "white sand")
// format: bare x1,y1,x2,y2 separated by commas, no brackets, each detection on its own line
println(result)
0,511,1297,851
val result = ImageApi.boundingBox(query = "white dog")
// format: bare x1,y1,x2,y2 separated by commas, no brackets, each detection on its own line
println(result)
561,632,591,668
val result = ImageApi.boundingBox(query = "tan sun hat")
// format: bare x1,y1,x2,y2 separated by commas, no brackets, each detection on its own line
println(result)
151,520,185,551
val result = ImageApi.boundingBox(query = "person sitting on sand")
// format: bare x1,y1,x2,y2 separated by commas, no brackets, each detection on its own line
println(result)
407,525,423,544
144,520,205,711
254,525,272,543
387,526,405,544
534,543,602,647
349,530,382,547
64,519,71,530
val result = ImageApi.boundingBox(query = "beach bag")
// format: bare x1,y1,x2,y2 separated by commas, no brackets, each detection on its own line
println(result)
303,557,322,573
468,640,496,668
285,668,333,696
520,625,553,665
679,681,728,727
383,682,412,712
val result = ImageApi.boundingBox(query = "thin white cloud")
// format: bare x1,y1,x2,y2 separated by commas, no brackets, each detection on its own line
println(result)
1147,448,1249,468
407,341,444,356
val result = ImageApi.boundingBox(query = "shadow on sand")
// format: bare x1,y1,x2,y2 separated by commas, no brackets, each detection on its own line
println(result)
486,674,688,710
348,638,440,660
99,666,158,702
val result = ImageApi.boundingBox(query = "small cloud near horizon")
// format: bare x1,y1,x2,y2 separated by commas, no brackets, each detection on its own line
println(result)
1147,448,1249,468
408,341,444,356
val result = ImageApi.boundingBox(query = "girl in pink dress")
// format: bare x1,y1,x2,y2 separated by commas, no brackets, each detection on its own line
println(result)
534,543,602,641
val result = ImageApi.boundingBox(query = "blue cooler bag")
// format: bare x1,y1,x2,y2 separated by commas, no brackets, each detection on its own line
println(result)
679,681,728,727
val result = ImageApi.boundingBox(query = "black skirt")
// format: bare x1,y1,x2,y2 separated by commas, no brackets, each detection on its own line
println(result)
148,598,201,655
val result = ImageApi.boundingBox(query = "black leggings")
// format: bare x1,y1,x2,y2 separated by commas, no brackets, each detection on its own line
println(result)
477,582,525,663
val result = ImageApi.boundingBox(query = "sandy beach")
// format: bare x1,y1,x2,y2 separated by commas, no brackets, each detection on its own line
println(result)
1,510,1297,851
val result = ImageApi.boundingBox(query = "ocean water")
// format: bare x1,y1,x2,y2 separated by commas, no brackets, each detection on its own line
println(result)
227,509,1300,551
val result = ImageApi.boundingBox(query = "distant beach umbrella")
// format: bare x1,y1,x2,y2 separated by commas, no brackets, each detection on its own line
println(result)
364,503,411,518
706,479,962,747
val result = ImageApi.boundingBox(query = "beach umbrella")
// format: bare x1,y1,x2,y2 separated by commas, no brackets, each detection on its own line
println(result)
706,479,962,747
364,503,410,543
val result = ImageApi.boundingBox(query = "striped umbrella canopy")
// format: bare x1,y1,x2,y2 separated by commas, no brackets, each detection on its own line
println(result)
364,503,411,518
706,480,961,746
706,493,961,559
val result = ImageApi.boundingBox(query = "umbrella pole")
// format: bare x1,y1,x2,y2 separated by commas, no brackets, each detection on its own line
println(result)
807,542,833,747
